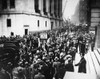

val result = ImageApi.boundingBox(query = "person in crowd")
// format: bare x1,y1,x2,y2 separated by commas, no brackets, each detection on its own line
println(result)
0,64,11,79
0,24,93,78
12,66,25,79
53,57,61,79
80,40,86,56
75,54,86,73
65,57,74,72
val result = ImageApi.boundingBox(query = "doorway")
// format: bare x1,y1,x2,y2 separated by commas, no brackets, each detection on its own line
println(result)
25,29,28,35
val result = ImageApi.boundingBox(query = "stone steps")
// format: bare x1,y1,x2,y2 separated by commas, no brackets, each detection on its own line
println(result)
63,48,100,79
64,72,97,79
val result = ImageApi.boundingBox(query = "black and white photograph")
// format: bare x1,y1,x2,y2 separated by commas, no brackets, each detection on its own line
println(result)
0,0,100,79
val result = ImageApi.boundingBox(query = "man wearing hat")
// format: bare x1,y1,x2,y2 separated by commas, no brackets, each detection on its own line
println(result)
65,57,74,72
75,55,86,73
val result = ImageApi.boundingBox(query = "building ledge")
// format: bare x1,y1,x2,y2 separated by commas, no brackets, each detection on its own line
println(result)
0,10,62,20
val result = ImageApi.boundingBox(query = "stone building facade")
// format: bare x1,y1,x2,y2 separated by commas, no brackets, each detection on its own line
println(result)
79,0,89,24
90,0,100,31
0,0,62,36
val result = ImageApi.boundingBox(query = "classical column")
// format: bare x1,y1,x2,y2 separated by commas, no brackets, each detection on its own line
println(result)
51,0,54,16
32,0,35,13
58,0,60,17
95,25,100,48
46,0,49,15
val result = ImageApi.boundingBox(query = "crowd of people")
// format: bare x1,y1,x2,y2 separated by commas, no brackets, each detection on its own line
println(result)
0,26,95,79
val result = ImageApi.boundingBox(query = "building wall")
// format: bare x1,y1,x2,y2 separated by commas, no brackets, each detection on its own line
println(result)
95,25,100,48
89,0,100,48
0,14,53,36
79,0,88,24
91,9,100,29
89,0,100,31
0,0,62,36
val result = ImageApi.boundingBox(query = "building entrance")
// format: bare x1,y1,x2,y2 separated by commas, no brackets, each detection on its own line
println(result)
25,29,28,35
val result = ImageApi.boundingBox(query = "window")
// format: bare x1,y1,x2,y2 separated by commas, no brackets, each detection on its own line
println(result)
45,21,47,27
7,19,11,27
10,0,15,8
37,20,39,27
25,29,28,35
35,0,40,13
55,21,57,27
11,32,14,36
2,0,7,9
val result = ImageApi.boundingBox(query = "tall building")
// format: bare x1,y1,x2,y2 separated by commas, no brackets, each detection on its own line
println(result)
71,2,80,24
90,0,100,48
0,0,62,36
79,0,89,24
89,0,100,31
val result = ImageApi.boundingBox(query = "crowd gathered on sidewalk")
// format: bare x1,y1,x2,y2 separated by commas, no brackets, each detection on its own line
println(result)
0,25,95,79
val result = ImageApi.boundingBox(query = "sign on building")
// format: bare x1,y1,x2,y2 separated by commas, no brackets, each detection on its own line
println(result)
40,33,48,39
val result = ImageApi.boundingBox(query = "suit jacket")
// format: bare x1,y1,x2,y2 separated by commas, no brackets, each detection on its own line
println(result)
75,57,86,73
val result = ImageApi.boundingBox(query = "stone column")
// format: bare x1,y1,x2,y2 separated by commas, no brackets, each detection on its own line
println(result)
27,0,35,13
8,0,10,9
95,25,100,48
32,0,35,13
46,0,49,15
51,0,54,16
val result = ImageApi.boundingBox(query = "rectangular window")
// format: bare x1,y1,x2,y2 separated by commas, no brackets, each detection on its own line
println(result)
37,20,39,27
35,0,40,13
51,22,53,30
25,29,28,35
7,19,11,27
55,21,57,27
2,0,7,9
45,21,47,27
10,0,15,8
